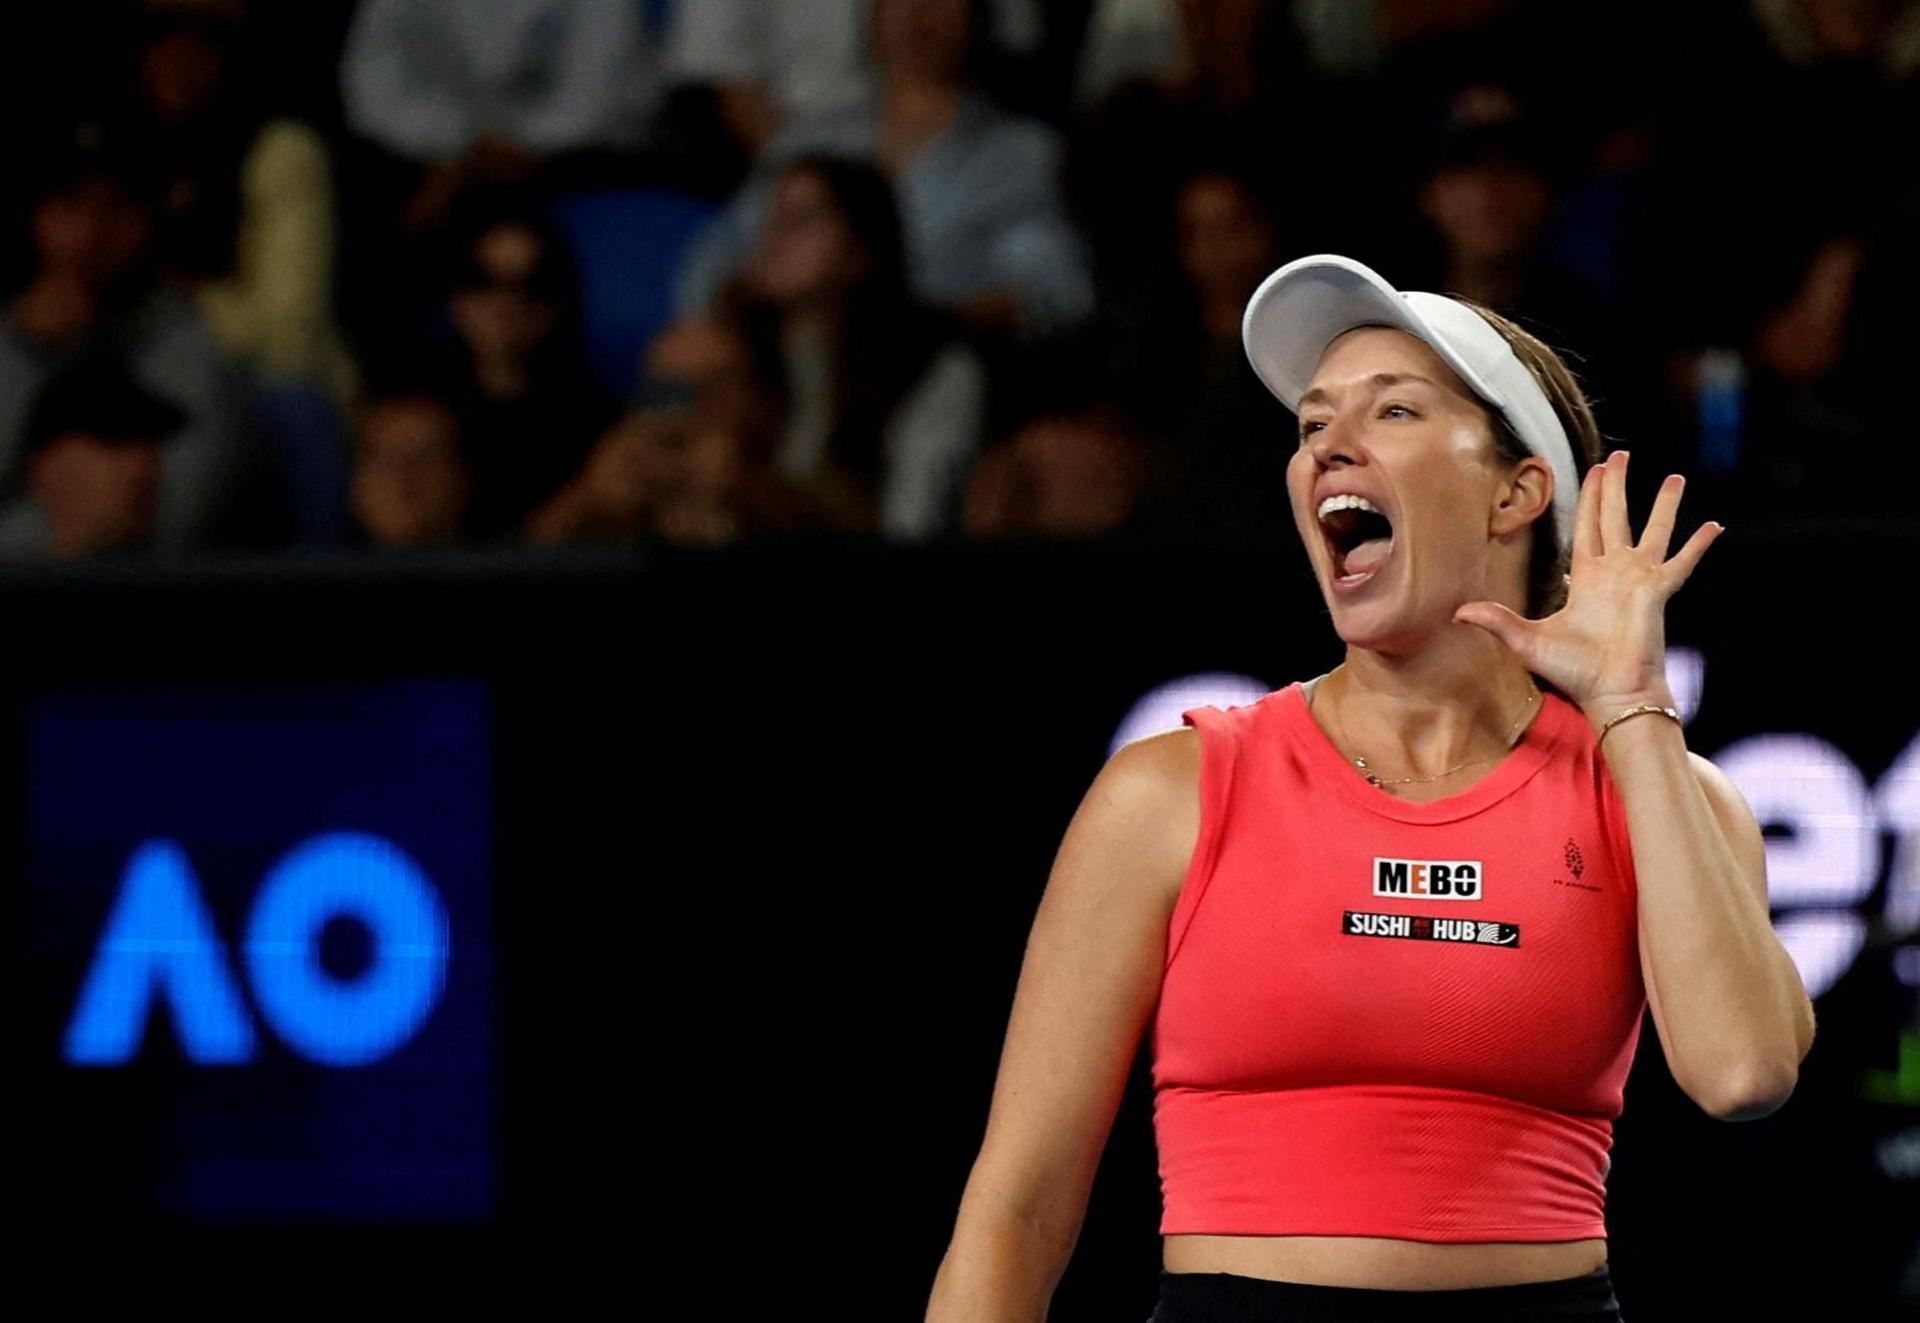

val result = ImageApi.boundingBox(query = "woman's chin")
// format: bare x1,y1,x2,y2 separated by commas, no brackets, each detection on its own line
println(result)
1330,605,1403,648
1327,588,1443,653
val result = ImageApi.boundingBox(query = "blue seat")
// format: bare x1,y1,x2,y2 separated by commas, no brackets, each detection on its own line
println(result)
548,187,724,402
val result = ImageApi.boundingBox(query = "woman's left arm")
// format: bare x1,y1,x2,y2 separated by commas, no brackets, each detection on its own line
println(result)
1453,447,1815,1121
1591,702,1815,1120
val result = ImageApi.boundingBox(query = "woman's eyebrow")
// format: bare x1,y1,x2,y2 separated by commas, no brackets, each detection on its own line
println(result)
1297,372,1439,411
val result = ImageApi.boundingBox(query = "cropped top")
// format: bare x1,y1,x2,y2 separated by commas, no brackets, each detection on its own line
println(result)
1151,677,1647,1242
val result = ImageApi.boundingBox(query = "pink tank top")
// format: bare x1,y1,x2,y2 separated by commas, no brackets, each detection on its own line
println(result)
1152,678,1646,1241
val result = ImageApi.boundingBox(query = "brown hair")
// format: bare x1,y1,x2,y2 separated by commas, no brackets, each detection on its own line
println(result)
1451,300,1607,621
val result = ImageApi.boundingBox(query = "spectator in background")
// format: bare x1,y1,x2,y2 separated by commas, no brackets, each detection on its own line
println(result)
1629,0,1920,514
1067,0,1310,306
1407,81,1634,431
662,0,1046,161
16,355,183,560
1288,0,1531,81
1413,85,1557,311
127,1,355,401
1705,227,1879,511
0,135,247,557
726,154,988,540
349,388,473,549
1850,178,1920,501
1074,0,1301,109
962,399,1148,539
339,0,660,232
527,401,747,548
663,2,884,167
676,0,1092,341
336,0,662,370
1105,155,1297,548
425,196,618,541
527,313,822,547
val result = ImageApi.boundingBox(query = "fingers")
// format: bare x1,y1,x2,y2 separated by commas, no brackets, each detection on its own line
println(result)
1662,519,1725,592
1454,600,1534,663
1573,460,1602,562
1639,472,1684,561
1601,450,1632,551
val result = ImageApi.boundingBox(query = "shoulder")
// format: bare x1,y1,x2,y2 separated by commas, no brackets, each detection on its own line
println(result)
1100,724,1202,819
1091,726,1203,910
1101,693,1277,811
1114,721,1202,779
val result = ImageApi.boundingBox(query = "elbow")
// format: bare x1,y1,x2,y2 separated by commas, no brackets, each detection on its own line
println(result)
1700,1062,1799,1122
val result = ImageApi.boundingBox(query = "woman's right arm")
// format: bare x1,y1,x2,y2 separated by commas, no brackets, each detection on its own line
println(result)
925,725,1201,1323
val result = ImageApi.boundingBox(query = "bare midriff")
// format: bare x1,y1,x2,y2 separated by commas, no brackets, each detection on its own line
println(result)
1161,1234,1608,1289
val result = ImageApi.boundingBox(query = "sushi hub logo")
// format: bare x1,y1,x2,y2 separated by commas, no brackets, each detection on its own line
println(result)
1343,911,1521,946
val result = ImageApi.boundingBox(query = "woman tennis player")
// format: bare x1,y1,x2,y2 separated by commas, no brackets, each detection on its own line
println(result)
926,254,1816,1322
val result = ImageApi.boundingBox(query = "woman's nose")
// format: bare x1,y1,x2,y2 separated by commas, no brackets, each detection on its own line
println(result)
1304,413,1360,465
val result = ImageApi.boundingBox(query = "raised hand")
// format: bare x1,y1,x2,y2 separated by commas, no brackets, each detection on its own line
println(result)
1451,450,1724,723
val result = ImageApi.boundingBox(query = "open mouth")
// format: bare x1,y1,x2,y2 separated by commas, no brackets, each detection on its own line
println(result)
1319,504,1395,589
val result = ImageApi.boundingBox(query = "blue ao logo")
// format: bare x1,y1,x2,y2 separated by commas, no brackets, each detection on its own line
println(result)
64,831,450,1068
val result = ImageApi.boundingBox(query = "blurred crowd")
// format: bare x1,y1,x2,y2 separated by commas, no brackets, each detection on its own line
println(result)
3,0,1917,563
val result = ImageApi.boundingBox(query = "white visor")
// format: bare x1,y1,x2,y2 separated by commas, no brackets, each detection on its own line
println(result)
1241,253,1580,556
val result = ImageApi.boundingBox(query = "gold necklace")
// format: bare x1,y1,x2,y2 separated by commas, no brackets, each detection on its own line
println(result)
1322,675,1542,789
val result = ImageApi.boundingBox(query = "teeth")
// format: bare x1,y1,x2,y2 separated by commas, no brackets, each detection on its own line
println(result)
1317,493,1384,522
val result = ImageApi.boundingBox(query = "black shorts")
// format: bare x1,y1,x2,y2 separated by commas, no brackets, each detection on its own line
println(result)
1147,1261,1623,1321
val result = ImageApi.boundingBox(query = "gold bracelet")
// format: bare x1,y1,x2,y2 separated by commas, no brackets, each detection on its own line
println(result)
1597,702,1683,747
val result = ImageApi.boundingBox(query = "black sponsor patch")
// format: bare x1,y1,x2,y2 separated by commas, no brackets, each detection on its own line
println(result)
1342,910,1521,947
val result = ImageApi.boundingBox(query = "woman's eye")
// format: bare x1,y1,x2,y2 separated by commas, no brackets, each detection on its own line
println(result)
1381,403,1417,419
1298,421,1325,443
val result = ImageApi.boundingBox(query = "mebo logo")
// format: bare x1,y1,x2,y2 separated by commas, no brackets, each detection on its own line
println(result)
64,831,450,1068
1374,858,1482,900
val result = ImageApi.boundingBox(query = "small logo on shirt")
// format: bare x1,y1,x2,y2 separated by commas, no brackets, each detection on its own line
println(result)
1372,857,1481,901
1553,836,1602,892
1343,910,1521,947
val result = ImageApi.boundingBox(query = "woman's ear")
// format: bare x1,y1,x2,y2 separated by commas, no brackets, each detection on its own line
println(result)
1491,457,1554,539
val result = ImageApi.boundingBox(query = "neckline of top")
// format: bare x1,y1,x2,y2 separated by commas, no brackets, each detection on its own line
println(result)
1272,677,1571,824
